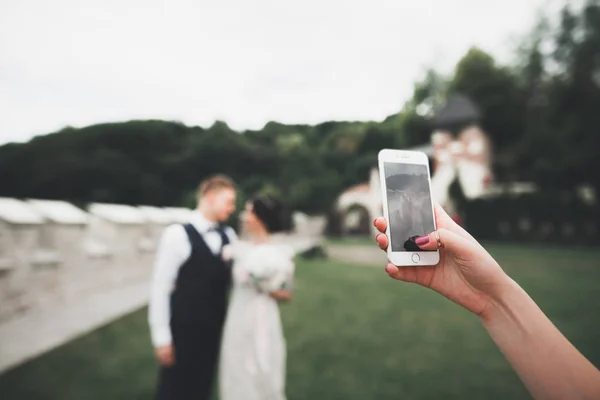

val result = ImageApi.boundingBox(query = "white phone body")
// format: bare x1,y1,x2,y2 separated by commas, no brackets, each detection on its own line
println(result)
378,149,440,266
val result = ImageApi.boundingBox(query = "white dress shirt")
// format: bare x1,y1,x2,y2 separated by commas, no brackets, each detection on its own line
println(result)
148,211,237,347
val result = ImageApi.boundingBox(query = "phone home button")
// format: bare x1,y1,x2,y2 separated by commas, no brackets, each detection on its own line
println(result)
411,253,420,264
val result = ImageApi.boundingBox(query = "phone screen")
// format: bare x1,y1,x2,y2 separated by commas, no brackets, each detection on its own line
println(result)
384,162,435,252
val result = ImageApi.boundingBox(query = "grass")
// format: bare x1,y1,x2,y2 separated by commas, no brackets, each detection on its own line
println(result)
326,235,373,247
1,244,600,399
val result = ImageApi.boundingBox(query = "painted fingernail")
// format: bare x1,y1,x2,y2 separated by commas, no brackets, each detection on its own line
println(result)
415,235,430,246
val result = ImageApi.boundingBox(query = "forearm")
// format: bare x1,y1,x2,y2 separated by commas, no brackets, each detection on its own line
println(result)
269,289,292,302
481,279,600,400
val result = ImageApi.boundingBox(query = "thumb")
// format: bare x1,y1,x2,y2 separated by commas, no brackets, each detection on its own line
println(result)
415,228,472,255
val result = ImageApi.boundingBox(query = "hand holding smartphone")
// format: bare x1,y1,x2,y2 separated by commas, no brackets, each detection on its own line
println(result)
378,149,439,266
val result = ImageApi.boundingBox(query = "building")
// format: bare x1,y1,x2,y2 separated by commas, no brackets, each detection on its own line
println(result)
336,168,382,236
334,94,494,235
429,94,493,209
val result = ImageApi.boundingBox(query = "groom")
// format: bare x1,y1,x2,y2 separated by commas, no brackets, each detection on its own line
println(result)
149,175,238,399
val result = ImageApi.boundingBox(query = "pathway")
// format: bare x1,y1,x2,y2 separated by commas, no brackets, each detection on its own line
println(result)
326,244,386,266
0,280,149,374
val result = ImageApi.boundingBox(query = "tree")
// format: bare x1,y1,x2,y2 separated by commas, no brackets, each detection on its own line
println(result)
522,1,600,191
399,69,448,147
1,2,598,214
448,48,525,153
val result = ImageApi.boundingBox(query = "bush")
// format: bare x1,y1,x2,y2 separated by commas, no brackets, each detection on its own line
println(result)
463,193,599,246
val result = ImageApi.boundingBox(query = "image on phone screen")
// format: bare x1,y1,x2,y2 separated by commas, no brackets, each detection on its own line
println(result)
384,162,435,252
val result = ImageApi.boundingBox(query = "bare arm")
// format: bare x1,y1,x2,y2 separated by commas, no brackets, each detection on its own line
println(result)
373,209,600,400
481,279,600,400
267,245,295,303
269,289,292,302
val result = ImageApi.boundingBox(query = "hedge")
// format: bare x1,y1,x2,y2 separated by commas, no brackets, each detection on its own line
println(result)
462,193,599,245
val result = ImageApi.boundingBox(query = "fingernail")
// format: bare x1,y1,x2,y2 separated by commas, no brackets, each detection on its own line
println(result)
373,218,378,225
415,235,430,246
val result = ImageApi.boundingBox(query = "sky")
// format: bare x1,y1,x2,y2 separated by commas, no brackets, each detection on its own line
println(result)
0,0,558,145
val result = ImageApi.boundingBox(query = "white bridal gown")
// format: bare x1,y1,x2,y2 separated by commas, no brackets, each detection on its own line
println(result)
219,240,295,400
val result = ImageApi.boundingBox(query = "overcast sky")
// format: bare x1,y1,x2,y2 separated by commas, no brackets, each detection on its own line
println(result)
1,0,559,144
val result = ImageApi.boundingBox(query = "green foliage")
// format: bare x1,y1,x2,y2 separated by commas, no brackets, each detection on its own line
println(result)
0,2,599,213
0,117,398,214
449,48,525,152
464,193,599,245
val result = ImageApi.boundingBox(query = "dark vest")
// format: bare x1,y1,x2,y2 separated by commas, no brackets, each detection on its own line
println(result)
170,223,231,326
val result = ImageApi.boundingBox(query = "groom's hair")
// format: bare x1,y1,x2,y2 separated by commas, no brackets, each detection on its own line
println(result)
197,174,235,199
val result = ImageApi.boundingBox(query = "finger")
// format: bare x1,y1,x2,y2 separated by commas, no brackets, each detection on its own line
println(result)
376,233,388,251
373,217,387,233
433,204,475,242
385,263,419,283
414,227,472,255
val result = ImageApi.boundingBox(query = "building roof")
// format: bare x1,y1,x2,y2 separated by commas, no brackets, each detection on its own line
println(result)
138,205,172,224
0,197,45,225
27,199,89,225
342,183,370,195
433,94,480,129
163,207,195,223
88,203,146,224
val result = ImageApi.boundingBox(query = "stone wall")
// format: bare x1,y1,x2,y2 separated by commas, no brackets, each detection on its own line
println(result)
0,201,175,324
0,199,327,325
0,221,47,321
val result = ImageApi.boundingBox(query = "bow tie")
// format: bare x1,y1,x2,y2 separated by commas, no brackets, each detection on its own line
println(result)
207,225,223,234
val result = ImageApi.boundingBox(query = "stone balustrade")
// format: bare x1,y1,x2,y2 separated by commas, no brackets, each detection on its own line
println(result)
0,199,326,324
0,198,196,323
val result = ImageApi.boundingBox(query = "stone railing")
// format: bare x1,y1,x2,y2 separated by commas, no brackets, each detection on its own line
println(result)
0,199,191,324
0,200,327,324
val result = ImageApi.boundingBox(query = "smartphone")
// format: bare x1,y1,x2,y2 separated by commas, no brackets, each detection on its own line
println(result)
378,149,440,266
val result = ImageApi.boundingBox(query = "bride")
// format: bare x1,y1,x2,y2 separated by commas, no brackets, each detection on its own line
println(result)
219,195,295,400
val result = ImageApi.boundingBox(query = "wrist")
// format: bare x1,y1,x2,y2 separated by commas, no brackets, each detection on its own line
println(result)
479,276,525,325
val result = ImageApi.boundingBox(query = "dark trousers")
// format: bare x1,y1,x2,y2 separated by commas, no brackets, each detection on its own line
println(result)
156,322,223,400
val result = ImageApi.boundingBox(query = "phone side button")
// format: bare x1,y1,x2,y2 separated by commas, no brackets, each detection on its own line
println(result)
411,253,420,263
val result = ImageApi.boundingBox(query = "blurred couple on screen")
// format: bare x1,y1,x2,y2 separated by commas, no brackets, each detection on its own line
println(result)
148,175,295,400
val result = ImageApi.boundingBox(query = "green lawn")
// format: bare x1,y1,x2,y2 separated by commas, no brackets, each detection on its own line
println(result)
326,236,373,247
1,244,600,400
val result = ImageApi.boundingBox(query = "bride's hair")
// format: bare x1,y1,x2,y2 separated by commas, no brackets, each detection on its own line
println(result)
251,195,285,233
